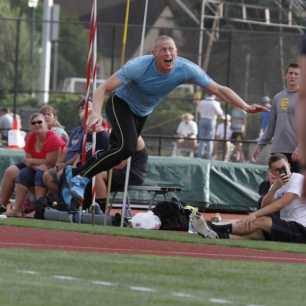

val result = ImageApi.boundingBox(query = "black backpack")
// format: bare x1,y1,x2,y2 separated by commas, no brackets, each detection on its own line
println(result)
152,199,190,231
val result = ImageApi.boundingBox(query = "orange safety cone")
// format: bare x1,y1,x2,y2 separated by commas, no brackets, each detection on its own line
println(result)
8,116,25,149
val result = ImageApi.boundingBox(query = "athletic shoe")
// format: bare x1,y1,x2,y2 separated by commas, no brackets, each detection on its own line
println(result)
190,213,219,239
64,165,73,188
61,185,72,207
70,175,90,201
64,165,89,201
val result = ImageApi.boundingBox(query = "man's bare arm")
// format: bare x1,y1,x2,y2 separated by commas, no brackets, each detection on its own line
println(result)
207,82,269,113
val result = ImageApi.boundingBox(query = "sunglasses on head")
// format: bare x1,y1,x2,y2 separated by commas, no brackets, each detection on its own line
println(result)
31,120,43,126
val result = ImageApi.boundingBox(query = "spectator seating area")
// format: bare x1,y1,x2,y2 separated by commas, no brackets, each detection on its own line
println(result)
0,148,267,213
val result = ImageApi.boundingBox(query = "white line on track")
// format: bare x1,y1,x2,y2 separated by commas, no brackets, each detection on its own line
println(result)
17,270,38,275
53,275,79,281
172,292,194,298
92,281,115,287
210,298,232,304
16,269,267,306
129,286,156,292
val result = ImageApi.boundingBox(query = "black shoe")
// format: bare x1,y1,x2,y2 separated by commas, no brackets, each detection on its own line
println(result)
207,221,231,239
33,197,48,219
0,205,6,214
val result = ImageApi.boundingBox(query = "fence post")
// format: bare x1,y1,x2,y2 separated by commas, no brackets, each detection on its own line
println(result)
13,15,22,117
158,136,162,156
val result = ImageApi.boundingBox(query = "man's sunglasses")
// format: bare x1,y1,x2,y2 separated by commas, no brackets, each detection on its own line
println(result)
31,120,43,125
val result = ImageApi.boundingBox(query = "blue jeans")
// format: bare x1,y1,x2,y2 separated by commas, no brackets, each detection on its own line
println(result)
197,118,215,159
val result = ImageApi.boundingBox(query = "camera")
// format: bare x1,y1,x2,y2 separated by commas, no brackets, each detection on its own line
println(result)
277,167,287,176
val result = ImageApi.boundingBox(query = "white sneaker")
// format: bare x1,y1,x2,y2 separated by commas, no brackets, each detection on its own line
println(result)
190,213,219,239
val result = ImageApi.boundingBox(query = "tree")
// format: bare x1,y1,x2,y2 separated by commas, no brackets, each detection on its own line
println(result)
0,0,35,98
55,15,88,87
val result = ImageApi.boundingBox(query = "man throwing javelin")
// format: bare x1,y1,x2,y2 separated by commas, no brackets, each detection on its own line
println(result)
66,35,268,199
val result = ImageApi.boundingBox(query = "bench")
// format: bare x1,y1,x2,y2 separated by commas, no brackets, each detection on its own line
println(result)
112,185,182,210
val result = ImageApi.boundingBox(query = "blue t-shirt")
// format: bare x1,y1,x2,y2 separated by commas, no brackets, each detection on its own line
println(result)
115,55,213,116
66,127,83,161
66,127,109,161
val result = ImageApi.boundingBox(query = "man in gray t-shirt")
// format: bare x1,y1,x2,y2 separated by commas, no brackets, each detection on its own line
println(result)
253,63,301,172
0,108,13,140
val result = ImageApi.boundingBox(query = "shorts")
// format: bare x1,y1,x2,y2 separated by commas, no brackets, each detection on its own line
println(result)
264,213,306,243
16,162,26,170
16,167,45,188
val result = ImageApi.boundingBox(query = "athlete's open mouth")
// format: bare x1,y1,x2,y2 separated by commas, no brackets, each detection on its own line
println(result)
164,59,173,64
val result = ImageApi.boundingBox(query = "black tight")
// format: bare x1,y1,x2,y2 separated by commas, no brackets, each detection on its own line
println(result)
74,95,147,178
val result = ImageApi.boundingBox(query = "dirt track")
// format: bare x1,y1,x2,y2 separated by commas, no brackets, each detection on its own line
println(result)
1,226,306,264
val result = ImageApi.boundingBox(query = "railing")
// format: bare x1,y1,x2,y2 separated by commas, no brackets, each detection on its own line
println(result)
143,134,268,164
0,130,269,164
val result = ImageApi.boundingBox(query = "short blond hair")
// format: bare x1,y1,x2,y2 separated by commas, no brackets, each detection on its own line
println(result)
154,35,175,48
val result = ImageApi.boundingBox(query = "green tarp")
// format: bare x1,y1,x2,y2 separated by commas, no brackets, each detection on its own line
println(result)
0,149,267,213
143,156,267,212
0,148,24,172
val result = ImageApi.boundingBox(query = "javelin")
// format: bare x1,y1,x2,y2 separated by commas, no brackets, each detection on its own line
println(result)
80,0,97,224
104,0,132,227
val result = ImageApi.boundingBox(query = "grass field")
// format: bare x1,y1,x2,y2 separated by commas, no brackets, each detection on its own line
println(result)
1,218,306,306
1,248,306,306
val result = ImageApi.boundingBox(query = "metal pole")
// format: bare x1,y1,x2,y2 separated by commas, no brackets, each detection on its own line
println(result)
120,0,131,65
120,0,149,226
52,41,58,91
197,0,206,68
51,4,60,91
120,0,132,227
120,157,132,227
111,25,115,74
13,14,22,118
30,7,35,96
39,0,53,104
278,0,285,86
139,0,149,56
223,31,232,160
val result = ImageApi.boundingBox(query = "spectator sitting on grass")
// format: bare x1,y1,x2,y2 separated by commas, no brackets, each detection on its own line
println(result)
191,153,306,243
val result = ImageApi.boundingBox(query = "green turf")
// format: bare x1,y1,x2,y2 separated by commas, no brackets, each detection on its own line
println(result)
0,248,305,306
1,217,306,254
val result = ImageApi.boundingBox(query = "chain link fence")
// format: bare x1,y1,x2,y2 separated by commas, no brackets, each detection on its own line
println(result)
0,15,302,161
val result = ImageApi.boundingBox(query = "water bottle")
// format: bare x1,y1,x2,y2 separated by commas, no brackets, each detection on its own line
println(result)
188,215,196,234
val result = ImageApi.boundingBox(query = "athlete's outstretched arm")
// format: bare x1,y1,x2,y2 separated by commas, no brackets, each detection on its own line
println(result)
207,82,269,113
